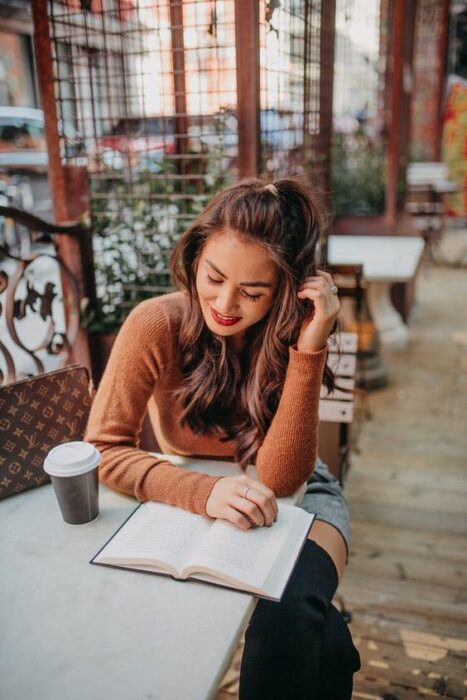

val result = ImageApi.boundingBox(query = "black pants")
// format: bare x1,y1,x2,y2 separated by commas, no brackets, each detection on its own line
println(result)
239,539,361,700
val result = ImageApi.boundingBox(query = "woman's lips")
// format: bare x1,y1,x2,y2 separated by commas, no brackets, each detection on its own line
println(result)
210,307,242,326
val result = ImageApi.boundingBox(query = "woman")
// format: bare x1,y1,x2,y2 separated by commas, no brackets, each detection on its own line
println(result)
85,178,361,698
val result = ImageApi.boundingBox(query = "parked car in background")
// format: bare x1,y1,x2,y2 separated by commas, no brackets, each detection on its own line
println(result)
0,106,48,170
0,107,85,217
95,108,304,174
97,116,177,171
95,113,238,173
0,106,85,171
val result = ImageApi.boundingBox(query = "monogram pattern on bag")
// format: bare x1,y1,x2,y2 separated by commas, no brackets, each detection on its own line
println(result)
0,366,93,500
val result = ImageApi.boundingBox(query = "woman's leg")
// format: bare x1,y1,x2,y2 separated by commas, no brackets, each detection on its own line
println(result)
239,538,345,700
300,456,351,583
317,603,361,699
308,519,348,583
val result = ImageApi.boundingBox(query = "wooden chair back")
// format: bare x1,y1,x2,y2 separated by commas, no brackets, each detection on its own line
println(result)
318,331,358,485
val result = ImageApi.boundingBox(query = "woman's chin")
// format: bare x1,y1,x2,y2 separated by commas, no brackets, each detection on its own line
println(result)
212,323,240,337
203,315,242,338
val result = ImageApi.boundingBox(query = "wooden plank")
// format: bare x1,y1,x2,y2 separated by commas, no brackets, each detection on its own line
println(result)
340,573,467,623
345,480,467,517
345,610,467,652
318,421,345,480
319,400,354,423
348,469,467,498
320,376,355,400
327,332,358,354
350,520,467,564
346,444,467,475
351,618,467,661
346,545,466,594
327,352,357,377
353,676,455,699
353,635,466,698
348,500,467,536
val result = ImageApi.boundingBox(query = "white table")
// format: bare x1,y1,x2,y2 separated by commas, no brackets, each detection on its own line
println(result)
407,161,459,194
0,484,256,700
328,235,425,350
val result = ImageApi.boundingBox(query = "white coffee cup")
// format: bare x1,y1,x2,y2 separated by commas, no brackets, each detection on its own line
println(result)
44,441,101,525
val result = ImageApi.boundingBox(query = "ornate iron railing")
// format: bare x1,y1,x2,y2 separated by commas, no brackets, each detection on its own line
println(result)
0,206,88,384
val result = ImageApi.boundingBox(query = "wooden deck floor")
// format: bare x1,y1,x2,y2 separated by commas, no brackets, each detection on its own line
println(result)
217,260,467,700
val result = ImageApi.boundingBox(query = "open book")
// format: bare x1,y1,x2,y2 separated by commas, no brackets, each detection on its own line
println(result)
91,455,315,601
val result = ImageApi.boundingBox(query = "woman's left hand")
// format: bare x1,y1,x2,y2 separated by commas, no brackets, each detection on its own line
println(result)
296,270,340,354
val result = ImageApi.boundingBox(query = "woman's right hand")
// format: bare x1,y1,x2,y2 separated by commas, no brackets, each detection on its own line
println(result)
205,475,278,530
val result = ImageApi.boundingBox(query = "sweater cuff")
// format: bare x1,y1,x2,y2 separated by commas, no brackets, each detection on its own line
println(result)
194,474,224,516
288,344,328,372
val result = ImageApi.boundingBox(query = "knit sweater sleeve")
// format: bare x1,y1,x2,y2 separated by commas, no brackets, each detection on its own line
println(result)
84,300,222,515
254,345,328,497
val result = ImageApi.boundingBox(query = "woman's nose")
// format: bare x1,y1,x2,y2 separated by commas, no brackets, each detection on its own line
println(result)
216,286,239,314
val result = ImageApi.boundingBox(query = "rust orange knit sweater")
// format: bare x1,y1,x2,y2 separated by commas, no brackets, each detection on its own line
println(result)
84,292,328,516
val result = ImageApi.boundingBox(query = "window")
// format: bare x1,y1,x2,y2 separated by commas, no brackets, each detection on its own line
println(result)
0,118,45,150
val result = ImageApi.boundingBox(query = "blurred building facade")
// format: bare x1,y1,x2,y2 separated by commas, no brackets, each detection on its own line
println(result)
0,0,37,106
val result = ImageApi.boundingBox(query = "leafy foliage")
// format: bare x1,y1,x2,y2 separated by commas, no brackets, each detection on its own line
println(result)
331,131,386,216
82,114,235,334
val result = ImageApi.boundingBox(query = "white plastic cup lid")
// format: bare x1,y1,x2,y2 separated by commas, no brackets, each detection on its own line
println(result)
44,441,101,477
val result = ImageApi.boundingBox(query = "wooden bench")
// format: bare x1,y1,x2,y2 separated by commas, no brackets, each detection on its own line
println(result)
318,331,358,486
406,162,459,260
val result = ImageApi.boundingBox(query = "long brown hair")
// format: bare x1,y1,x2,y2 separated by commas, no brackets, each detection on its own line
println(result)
170,177,336,469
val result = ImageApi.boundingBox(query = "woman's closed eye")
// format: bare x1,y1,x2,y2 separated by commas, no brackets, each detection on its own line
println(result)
206,273,223,286
242,290,262,302
206,274,263,302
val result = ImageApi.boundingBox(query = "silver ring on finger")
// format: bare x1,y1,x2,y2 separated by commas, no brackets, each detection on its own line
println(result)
244,486,253,500
330,284,338,295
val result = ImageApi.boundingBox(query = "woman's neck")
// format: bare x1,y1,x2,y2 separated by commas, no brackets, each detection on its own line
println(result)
228,331,248,355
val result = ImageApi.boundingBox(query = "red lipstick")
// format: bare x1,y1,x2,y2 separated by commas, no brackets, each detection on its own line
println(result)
210,307,242,326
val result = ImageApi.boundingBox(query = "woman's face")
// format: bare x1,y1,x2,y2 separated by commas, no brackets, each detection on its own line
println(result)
195,229,279,350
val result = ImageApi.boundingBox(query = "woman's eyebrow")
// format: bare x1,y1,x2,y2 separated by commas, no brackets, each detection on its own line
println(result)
205,259,272,288
206,259,226,278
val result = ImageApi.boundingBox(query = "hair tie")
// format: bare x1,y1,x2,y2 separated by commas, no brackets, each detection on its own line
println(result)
264,183,279,197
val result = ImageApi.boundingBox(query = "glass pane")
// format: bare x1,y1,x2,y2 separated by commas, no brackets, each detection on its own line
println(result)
331,0,386,215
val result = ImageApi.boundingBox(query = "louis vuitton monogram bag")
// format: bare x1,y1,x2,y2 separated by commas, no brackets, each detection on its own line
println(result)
0,364,94,500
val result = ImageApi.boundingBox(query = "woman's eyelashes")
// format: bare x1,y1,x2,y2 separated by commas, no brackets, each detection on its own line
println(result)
243,291,262,302
206,274,262,302
206,273,223,286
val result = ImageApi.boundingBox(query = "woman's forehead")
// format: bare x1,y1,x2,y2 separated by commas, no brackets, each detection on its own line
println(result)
201,230,277,277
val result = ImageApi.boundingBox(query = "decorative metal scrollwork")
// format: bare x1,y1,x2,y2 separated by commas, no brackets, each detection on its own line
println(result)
0,206,84,385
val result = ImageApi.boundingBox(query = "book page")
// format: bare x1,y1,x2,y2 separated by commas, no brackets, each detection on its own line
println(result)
183,504,312,589
94,502,212,573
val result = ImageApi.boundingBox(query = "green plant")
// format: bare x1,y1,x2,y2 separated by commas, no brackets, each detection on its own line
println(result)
82,113,235,334
81,196,179,334
331,131,386,216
